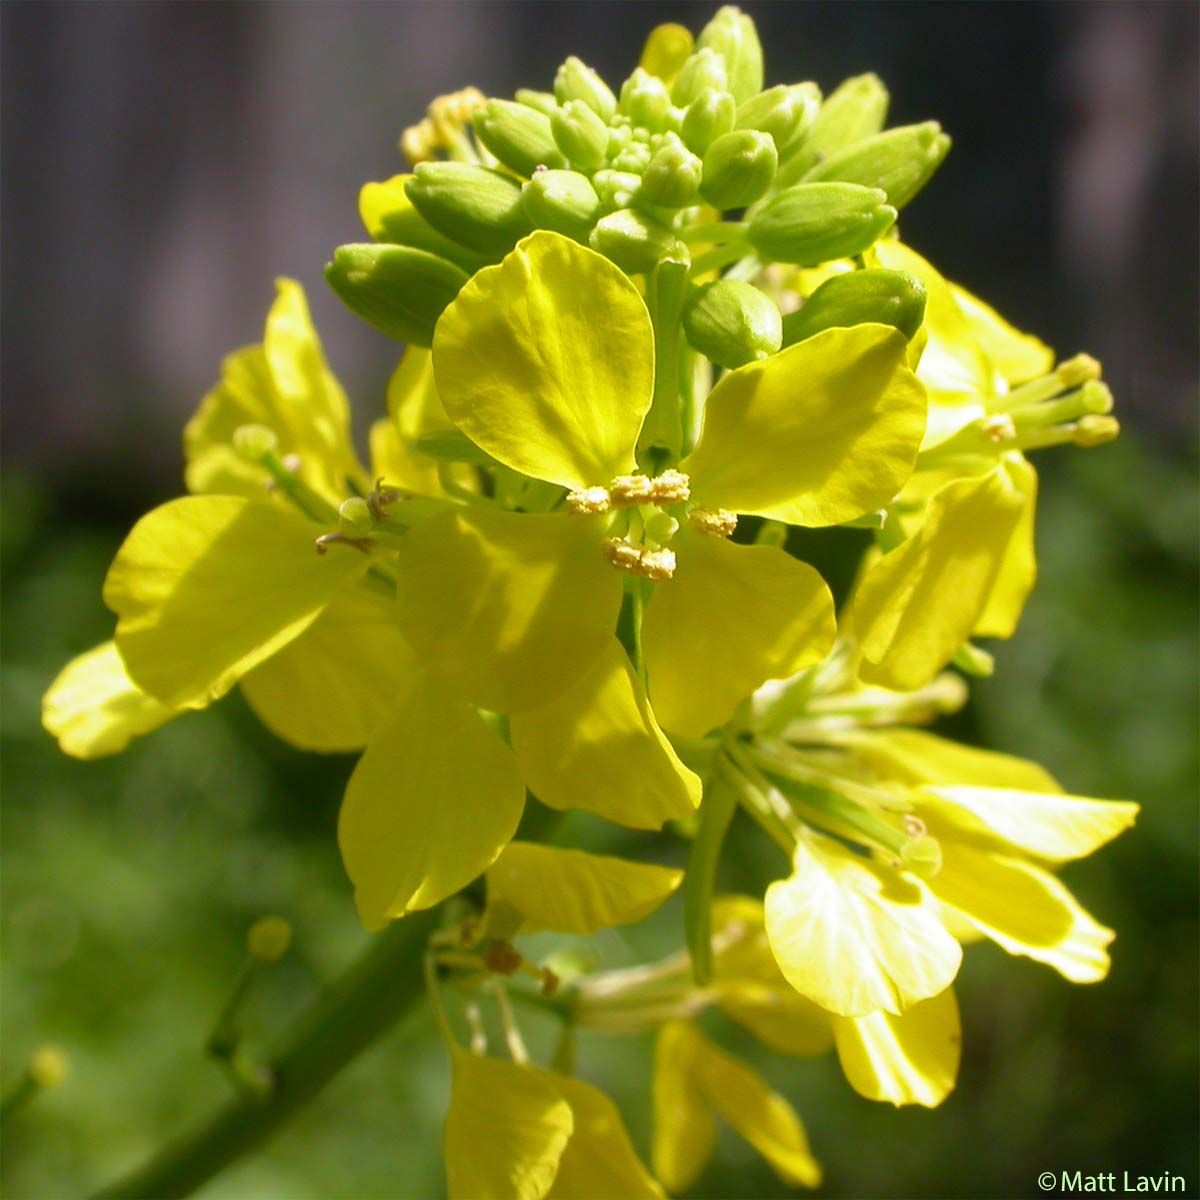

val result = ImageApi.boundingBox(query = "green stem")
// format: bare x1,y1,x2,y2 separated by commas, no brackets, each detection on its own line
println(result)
93,909,439,1200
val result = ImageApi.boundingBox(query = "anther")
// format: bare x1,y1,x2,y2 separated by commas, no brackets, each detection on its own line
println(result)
902,814,927,838
603,537,676,580
1073,414,1120,447
608,469,691,507
281,453,303,474
980,414,1016,444
566,486,612,514
1055,353,1102,389
689,507,738,538
483,940,523,976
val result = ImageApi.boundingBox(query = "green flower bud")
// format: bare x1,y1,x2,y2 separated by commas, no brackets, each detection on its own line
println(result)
611,140,652,175
781,268,927,346
550,99,610,171
521,169,602,240
695,5,763,104
618,68,672,132
776,72,890,188
361,182,490,274
554,56,617,122
682,279,781,368
592,169,643,211
406,163,530,253
638,137,703,208
325,243,468,346
473,99,566,177
232,423,278,462
802,121,951,210
680,87,737,155
589,208,684,274
735,84,811,154
670,48,728,107
699,129,777,210
747,181,896,264
515,88,557,117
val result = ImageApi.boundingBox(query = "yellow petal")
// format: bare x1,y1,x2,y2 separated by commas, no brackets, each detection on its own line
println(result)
42,641,178,758
445,1050,573,1200
546,1072,665,1199
764,834,962,1017
433,231,653,489
104,496,366,709
395,507,622,713
240,584,412,753
833,987,961,1108
683,324,926,526
921,818,1114,982
974,454,1037,638
850,460,1027,691
652,1022,718,1195
486,842,682,936
338,677,525,929
643,531,836,737
919,787,1138,863
949,281,1054,387
510,641,701,828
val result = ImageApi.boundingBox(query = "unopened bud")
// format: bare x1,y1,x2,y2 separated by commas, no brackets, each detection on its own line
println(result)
700,128,777,210
748,182,895,265
776,72,890,188
638,23,694,84
589,208,683,273
671,48,728,107
683,279,782,368
232,424,278,462
781,268,926,346
591,169,643,212
610,140,652,176
680,87,737,156
554,56,617,122
247,916,292,963
638,137,703,208
1074,414,1120,447
736,84,811,155
803,121,951,211
325,243,468,346
618,68,672,132
551,99,610,171
695,6,764,104
473,99,566,177
338,497,373,536
406,163,531,254
521,169,602,240
515,89,557,117
359,176,488,274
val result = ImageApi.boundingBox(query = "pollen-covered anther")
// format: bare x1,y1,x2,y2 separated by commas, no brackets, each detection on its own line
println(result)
482,940,523,976
566,485,612,514
1056,352,1102,388
608,469,691,507
281,453,303,473
603,537,677,581
980,414,1017,444
688,506,738,538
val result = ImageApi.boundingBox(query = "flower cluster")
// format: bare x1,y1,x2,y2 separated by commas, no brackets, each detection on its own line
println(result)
43,8,1135,1196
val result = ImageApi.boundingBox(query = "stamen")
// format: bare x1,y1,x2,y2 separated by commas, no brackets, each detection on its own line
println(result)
689,507,738,538
980,414,1016,444
566,486,612,514
603,537,676,580
314,532,373,555
1055,353,1102,388
1074,414,1120,447
608,469,691,507
281,453,303,474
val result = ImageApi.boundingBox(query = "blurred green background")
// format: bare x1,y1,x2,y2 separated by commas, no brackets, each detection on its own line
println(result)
3,3,1197,1198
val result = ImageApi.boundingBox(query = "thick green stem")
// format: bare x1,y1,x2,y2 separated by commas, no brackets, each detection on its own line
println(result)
93,909,439,1200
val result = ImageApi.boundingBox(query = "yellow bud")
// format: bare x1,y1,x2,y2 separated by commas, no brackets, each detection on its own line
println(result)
30,1046,68,1090
232,424,278,462
247,916,292,963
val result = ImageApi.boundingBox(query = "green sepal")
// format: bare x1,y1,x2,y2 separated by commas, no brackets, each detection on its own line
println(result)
747,181,895,265
324,244,467,346
515,88,557,116
684,777,739,984
589,208,684,274
695,5,764,104
521,169,602,241
359,176,492,273
683,279,782,369
638,137,703,208
618,67,672,132
551,99,610,171
638,250,691,459
735,84,815,155
680,86,737,156
775,72,890,188
700,129,777,210
473,99,566,177
406,162,531,254
671,48,728,107
782,268,927,346
803,121,951,210
554,55,617,121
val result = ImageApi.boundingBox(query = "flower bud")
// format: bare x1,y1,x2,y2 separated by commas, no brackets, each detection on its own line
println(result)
803,121,951,210
776,72,890,188
406,163,530,253
618,67,672,132
611,140,652,175
638,137,703,207
325,243,468,346
670,48,728,107
359,177,489,274
554,56,617,121
515,88,557,116
747,182,896,264
695,5,763,104
683,279,782,368
521,169,602,240
247,915,293,962
680,87,737,155
700,129,777,210
550,99,610,170
638,22,694,83
472,99,566,177
589,208,684,274
781,268,927,346
735,84,810,154
592,169,643,211
232,424,278,462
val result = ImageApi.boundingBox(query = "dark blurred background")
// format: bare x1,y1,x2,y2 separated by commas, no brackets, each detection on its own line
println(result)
2,3,1197,1198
